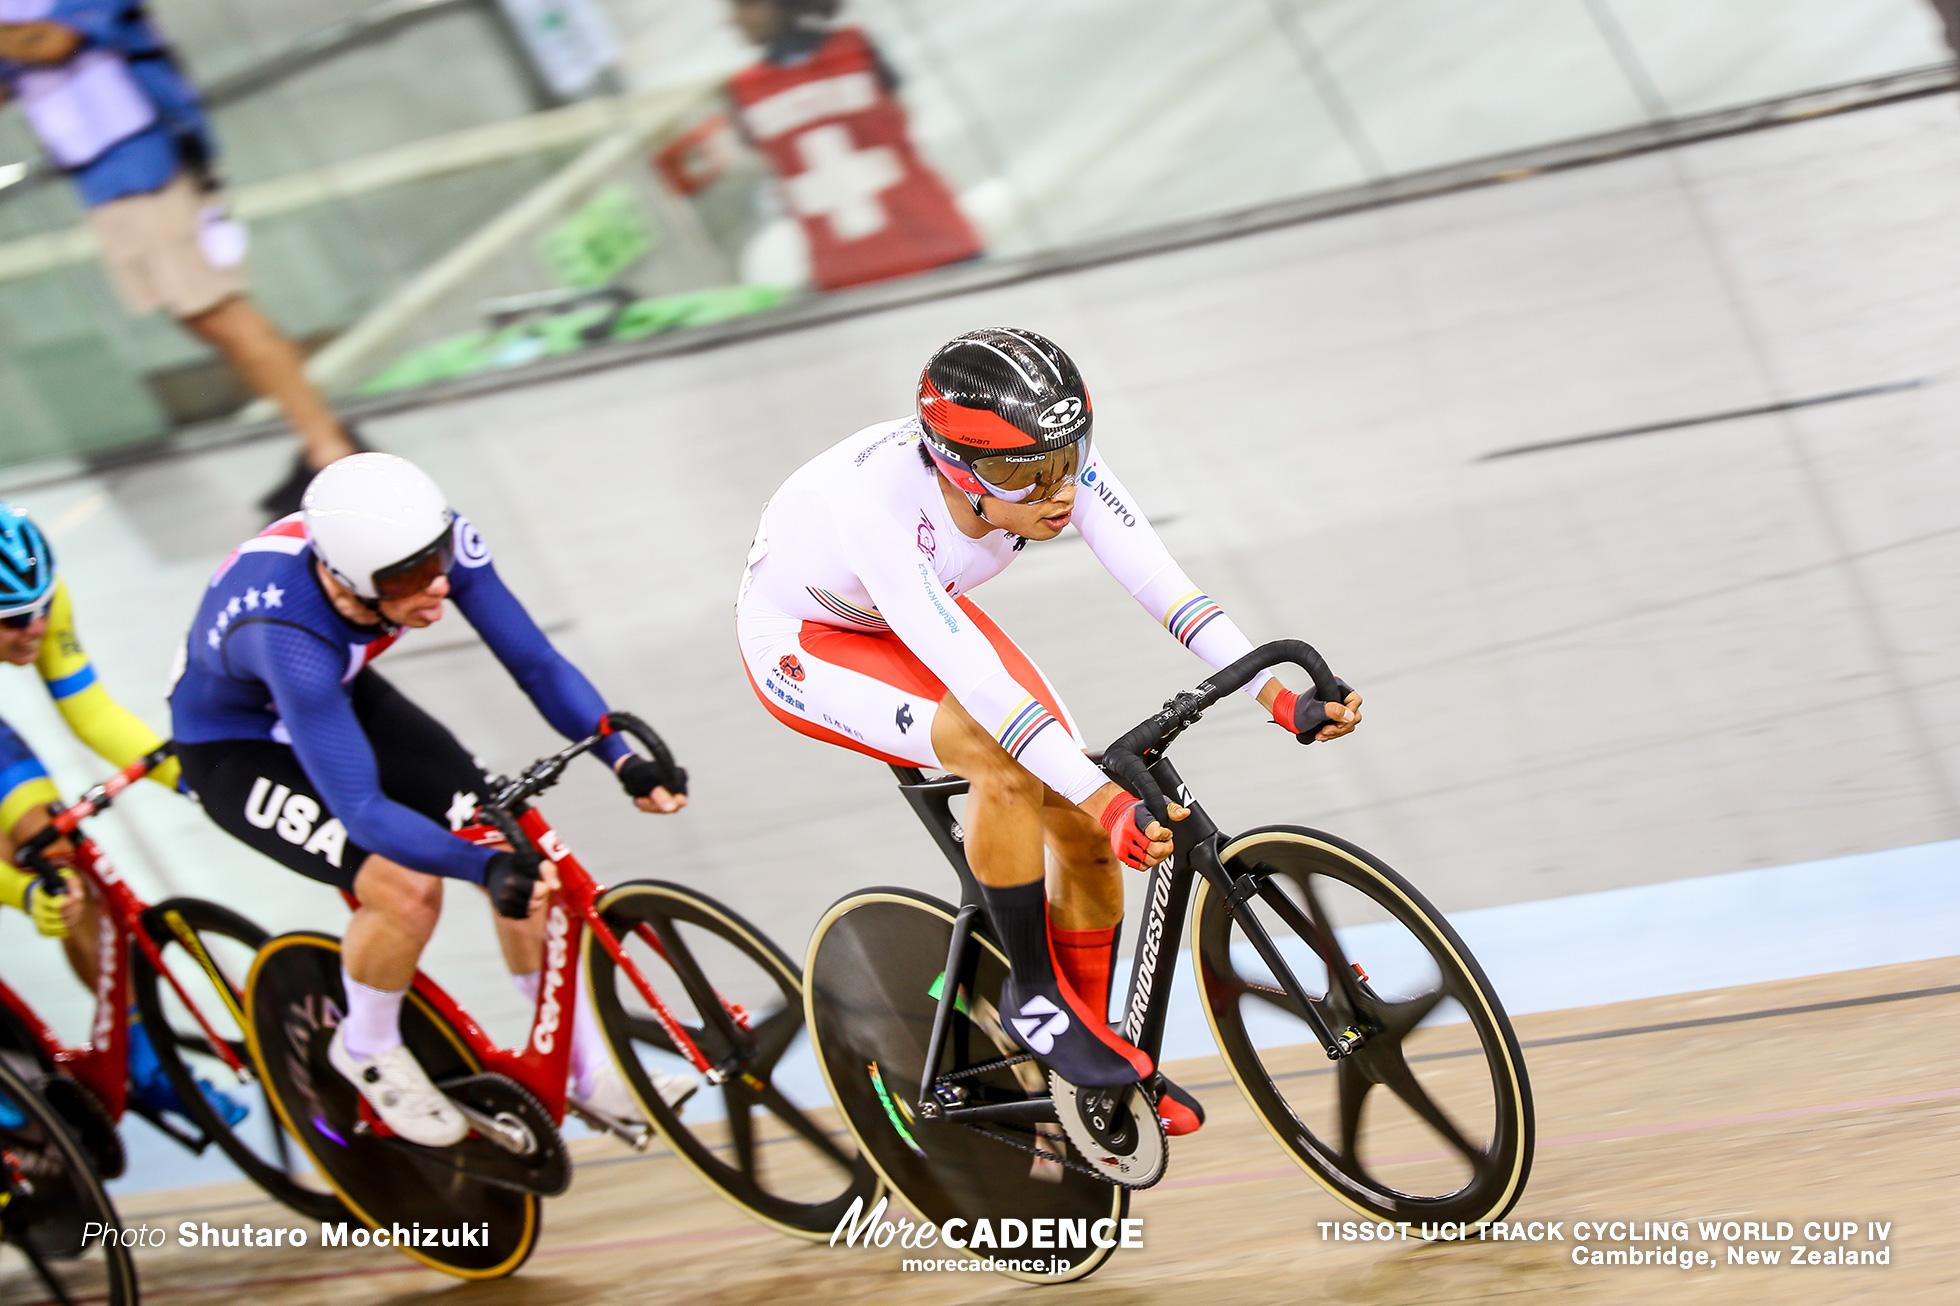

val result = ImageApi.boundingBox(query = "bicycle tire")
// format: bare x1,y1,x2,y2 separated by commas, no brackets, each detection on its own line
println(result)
584,880,878,1239
131,897,348,1223
243,932,539,1279
1192,826,1533,1225
805,888,1126,1285
0,1058,138,1306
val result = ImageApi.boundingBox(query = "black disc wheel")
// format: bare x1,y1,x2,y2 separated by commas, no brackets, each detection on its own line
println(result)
0,1058,137,1306
1192,827,1533,1225
244,932,539,1279
585,881,877,1239
132,897,347,1222
805,888,1125,1285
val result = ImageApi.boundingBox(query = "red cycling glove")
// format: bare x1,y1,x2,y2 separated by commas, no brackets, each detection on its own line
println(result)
1098,792,1156,869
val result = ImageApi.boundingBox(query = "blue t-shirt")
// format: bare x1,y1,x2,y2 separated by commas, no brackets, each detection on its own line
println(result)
168,514,630,883
0,1,211,206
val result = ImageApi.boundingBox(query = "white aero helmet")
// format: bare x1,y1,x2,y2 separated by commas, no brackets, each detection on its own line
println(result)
301,453,456,602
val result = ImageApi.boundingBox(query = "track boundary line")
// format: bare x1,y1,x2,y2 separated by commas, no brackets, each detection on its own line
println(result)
1183,981,1960,1091
1156,1083,1960,1192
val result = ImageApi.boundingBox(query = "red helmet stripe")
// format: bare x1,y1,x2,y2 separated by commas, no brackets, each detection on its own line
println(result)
918,377,1037,451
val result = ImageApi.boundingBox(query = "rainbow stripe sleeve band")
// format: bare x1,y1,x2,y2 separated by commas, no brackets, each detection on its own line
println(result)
1163,590,1224,648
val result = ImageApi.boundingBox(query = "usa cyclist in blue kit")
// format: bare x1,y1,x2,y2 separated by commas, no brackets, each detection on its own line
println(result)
169,454,690,1146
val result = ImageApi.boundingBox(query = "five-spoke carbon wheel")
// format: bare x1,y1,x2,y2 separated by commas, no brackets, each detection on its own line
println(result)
585,880,878,1239
1192,827,1533,1225
133,897,348,1222
0,1057,137,1306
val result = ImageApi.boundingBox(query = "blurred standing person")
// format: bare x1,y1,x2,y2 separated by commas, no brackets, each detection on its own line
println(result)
1934,1,1960,62
0,3,357,516
726,0,982,291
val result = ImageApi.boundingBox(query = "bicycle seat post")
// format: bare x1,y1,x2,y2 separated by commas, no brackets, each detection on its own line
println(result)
891,766,985,912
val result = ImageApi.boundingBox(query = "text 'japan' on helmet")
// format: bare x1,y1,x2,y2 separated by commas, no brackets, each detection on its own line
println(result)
0,502,54,618
916,327,1093,498
301,454,454,601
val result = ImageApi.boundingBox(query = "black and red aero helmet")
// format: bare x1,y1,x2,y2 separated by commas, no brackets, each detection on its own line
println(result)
916,327,1093,498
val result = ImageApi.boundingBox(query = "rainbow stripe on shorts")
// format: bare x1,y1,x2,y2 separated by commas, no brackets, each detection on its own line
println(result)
1163,590,1224,648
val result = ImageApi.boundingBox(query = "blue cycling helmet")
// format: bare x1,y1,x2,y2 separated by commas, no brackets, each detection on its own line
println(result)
0,502,54,618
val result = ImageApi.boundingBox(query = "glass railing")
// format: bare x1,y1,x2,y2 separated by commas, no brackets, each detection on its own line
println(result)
0,0,1948,469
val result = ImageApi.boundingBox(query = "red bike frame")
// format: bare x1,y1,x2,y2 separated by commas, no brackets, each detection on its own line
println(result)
351,803,746,1127
1,750,251,1120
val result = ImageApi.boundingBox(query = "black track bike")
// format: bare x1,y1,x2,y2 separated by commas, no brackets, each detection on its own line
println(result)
805,641,1534,1283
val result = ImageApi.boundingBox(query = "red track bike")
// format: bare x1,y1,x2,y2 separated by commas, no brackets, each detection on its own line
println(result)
1,746,345,1224
244,713,876,1278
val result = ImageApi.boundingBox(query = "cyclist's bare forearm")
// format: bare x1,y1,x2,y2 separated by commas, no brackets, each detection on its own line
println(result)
0,21,83,64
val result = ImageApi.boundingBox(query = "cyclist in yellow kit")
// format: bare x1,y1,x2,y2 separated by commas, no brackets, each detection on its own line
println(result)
0,500,241,1125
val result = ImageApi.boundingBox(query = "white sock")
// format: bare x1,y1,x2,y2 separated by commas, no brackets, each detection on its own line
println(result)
510,969,542,1006
569,989,614,1099
340,966,406,1060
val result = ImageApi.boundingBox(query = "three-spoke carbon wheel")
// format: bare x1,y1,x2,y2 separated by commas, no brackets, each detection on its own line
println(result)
805,888,1126,1285
0,1057,137,1306
132,897,347,1222
1192,827,1533,1225
585,880,878,1239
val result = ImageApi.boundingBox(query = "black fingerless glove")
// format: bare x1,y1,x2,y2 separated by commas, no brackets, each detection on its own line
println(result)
1271,678,1358,744
483,848,542,919
617,753,688,800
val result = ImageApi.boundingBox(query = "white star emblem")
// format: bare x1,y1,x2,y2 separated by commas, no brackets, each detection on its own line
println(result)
244,588,260,609
207,629,220,648
261,583,284,608
226,596,242,617
216,610,230,630
445,791,479,831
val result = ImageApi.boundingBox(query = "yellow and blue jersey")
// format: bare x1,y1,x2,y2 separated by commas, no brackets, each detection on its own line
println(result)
1,577,177,835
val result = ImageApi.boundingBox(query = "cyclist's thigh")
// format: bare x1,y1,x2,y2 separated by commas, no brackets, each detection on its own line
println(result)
738,607,942,768
350,669,492,828
176,739,373,892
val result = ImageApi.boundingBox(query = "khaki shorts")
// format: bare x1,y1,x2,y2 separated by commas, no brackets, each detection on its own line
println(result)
85,171,247,319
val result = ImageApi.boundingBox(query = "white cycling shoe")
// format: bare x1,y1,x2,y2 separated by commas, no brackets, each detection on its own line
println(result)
328,1027,469,1148
576,1064,698,1123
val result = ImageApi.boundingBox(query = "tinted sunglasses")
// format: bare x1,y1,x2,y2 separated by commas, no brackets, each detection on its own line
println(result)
372,531,456,602
972,434,1090,503
1,598,51,630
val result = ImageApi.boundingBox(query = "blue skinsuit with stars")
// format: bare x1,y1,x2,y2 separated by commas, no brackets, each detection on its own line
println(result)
168,514,628,883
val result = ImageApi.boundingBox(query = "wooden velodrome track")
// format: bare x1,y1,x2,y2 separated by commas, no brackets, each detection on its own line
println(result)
48,956,1960,1306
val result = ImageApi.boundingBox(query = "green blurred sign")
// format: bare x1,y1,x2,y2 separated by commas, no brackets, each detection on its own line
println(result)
538,186,655,288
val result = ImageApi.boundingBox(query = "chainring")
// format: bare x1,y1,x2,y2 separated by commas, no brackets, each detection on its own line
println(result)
38,1074,125,1180
370,1073,569,1197
1049,1072,1166,1189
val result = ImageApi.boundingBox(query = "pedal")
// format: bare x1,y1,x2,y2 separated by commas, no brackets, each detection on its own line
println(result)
1050,1072,1167,1189
566,1092,655,1152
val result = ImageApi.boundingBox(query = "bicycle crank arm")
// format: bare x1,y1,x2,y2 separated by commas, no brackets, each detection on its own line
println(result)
922,1097,1060,1126
365,1128,572,1198
567,1093,655,1151
448,1100,535,1155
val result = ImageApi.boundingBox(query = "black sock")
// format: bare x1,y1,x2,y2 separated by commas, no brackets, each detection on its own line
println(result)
980,880,1055,991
